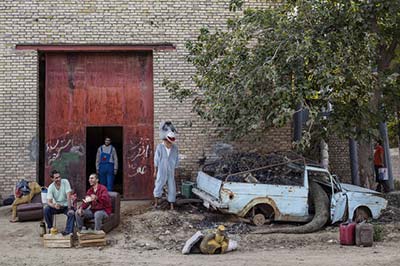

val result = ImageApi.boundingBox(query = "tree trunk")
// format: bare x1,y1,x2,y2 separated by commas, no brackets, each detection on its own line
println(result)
320,140,329,169
397,110,400,158
358,140,374,189
250,181,329,234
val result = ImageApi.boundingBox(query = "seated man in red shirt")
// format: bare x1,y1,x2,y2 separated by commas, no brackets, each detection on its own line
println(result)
75,173,112,232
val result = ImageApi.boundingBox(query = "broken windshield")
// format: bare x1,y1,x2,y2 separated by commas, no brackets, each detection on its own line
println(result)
308,170,339,192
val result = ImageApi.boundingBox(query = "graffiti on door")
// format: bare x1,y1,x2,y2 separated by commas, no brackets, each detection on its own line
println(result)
45,130,85,196
127,137,151,178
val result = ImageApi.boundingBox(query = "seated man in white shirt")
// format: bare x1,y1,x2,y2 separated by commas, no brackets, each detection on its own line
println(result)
44,170,75,235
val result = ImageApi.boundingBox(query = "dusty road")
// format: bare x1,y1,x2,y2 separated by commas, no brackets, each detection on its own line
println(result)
1,202,399,266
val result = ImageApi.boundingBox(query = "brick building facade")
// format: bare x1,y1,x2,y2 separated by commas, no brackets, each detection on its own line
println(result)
0,0,350,198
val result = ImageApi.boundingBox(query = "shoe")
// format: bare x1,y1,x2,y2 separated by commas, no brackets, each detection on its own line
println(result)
81,228,94,234
61,231,71,236
94,230,104,235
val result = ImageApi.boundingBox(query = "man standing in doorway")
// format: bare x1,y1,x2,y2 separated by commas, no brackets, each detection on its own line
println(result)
96,137,118,191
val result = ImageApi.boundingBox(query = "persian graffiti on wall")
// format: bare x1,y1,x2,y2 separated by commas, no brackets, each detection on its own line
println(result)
45,130,85,196
46,131,84,166
127,137,151,178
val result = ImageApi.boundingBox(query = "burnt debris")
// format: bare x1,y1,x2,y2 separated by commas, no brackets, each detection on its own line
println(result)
202,151,309,186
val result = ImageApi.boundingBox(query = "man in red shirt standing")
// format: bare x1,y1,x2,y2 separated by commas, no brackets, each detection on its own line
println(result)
374,140,388,192
75,173,112,232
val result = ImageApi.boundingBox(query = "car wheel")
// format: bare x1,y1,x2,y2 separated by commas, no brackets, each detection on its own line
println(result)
354,207,371,223
252,213,266,226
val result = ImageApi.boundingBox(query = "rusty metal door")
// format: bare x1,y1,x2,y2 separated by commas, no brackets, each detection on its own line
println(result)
45,52,154,199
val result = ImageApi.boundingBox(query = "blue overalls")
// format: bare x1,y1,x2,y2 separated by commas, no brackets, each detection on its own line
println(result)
99,146,115,191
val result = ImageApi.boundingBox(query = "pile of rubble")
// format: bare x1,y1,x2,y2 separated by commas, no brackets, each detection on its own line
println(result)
386,191,400,208
118,204,252,252
377,192,400,223
378,206,400,223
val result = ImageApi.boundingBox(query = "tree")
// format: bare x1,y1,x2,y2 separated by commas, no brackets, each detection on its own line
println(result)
164,0,400,185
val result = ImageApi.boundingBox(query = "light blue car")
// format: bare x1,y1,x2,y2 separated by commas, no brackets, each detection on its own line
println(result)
193,163,387,226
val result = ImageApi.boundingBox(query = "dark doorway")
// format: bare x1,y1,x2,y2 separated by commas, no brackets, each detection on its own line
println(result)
86,126,123,195
38,52,46,186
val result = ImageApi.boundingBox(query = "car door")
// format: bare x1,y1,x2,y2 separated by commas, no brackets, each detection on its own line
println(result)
330,175,347,223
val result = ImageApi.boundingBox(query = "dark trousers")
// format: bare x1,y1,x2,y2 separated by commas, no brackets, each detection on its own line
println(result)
44,205,75,234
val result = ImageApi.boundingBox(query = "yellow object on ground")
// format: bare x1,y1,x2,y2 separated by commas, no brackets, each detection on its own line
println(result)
50,227,58,235
200,225,229,254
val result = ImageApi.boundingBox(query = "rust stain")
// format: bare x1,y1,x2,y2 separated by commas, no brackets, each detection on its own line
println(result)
221,187,235,200
238,197,280,218
66,53,77,91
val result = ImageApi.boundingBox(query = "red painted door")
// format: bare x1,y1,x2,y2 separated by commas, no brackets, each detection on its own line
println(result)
45,52,154,199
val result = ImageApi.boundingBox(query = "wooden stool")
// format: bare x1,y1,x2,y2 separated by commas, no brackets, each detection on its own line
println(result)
77,230,106,247
43,233,72,248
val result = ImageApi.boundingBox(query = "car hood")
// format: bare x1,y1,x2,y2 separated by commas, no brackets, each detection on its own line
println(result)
340,183,381,195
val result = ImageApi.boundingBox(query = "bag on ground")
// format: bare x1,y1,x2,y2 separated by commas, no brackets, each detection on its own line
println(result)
378,168,388,181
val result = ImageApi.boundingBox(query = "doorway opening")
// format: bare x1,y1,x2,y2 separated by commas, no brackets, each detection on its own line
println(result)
86,127,123,195
38,52,46,186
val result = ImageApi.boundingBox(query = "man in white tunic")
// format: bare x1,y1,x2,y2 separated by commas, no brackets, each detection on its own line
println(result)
153,131,179,210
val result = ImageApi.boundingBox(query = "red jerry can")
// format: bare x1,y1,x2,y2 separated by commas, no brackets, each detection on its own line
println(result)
340,222,356,245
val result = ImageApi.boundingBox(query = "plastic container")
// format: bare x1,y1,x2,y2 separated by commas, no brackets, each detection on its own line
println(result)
340,222,356,245
181,181,195,198
355,223,374,247
41,187,48,204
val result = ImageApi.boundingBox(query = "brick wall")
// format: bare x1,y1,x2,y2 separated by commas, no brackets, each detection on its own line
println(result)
0,0,288,197
390,148,400,181
328,137,351,183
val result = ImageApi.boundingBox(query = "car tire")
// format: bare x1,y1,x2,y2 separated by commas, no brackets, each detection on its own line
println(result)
353,207,371,223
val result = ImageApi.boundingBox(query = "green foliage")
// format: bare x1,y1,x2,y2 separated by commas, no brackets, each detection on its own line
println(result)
165,0,400,144
387,118,399,147
229,0,243,12
373,223,384,242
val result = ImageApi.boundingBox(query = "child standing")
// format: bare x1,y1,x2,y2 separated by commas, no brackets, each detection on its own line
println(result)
153,131,179,210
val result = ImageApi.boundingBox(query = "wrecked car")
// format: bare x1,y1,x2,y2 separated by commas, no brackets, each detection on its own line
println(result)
192,153,387,231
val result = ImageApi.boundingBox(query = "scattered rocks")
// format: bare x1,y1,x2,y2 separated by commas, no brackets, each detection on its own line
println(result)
385,191,400,208
378,206,400,223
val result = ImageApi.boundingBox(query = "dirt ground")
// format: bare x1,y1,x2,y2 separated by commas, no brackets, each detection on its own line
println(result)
1,200,400,266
